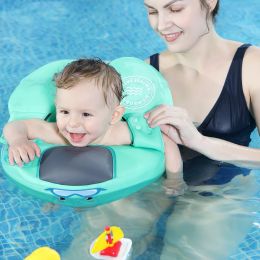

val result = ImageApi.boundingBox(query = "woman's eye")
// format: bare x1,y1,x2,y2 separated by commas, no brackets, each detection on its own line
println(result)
148,9,157,15
83,112,92,117
170,8,183,13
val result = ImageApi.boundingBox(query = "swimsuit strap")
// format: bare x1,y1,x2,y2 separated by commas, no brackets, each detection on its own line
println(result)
149,53,159,71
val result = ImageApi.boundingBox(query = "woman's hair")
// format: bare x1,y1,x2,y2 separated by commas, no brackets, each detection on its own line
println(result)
200,0,219,23
54,58,123,107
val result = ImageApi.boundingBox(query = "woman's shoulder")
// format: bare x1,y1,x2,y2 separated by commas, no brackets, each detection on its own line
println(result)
243,45,260,92
244,45,260,65
227,40,260,65
224,40,260,73
243,45,260,73
147,50,177,71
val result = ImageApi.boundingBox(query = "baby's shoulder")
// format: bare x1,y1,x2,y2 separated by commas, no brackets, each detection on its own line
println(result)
108,121,132,146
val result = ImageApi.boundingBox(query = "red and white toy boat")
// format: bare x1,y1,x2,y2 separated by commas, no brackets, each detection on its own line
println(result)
90,226,132,260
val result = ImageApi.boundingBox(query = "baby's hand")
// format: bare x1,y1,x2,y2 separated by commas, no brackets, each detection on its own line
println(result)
163,175,188,197
8,140,41,167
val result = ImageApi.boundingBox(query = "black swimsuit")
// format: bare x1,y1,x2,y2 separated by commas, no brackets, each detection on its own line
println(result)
150,44,256,146
150,44,256,185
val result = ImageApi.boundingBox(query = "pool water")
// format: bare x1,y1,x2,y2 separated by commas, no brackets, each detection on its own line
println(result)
0,0,260,259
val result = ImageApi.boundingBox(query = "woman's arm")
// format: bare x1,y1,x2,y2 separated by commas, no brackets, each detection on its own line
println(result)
244,46,260,135
201,46,259,168
145,105,260,169
194,136,260,169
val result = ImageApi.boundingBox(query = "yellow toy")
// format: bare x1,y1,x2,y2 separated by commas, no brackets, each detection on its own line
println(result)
24,246,60,260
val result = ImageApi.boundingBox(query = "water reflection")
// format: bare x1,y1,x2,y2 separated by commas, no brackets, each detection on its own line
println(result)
63,170,260,260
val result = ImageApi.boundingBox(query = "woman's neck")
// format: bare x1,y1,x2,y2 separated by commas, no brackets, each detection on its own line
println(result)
173,28,224,72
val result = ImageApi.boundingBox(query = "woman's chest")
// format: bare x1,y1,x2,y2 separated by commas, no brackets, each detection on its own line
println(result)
160,66,254,142
162,68,225,125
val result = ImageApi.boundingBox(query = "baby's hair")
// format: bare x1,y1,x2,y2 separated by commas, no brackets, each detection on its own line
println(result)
54,58,123,107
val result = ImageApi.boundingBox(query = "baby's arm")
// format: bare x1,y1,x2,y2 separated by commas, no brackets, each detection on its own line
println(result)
3,119,65,166
162,133,188,196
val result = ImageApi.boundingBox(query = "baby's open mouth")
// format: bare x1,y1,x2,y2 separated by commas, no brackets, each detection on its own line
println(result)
69,132,86,142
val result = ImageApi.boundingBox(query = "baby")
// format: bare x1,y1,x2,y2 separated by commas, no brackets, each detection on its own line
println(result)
3,58,187,196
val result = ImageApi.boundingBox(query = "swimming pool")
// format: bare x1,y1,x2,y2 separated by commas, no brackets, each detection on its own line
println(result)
0,0,260,259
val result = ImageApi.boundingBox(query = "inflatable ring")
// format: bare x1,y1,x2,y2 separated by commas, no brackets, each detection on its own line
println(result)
1,57,173,207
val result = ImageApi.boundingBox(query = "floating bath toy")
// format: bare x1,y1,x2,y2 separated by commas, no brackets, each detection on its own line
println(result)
90,226,132,259
1,57,173,207
24,246,60,260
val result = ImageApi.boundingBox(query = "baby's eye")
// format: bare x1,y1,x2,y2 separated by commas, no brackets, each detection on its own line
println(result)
60,110,69,114
83,112,92,117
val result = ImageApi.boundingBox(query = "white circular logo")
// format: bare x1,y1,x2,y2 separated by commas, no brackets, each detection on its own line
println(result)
122,76,156,110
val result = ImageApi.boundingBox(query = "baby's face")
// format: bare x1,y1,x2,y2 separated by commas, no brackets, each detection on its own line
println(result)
55,79,114,147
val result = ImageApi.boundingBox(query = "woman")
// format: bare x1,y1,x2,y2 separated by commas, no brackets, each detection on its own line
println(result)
144,0,260,186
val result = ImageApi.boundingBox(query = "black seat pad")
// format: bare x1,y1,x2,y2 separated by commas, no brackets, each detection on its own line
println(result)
39,146,113,185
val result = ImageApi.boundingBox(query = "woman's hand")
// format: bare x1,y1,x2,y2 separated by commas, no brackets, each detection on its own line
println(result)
145,105,203,149
8,139,41,167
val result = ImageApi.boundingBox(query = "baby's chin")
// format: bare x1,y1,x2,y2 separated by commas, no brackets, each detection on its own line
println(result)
67,139,90,147
70,142,87,147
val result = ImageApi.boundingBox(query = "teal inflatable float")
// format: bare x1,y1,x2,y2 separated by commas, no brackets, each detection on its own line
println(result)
1,57,172,207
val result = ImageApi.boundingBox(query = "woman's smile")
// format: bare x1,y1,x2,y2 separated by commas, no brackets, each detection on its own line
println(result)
162,31,183,42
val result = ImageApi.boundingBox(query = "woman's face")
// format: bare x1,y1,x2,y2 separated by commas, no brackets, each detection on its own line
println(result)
144,0,211,53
